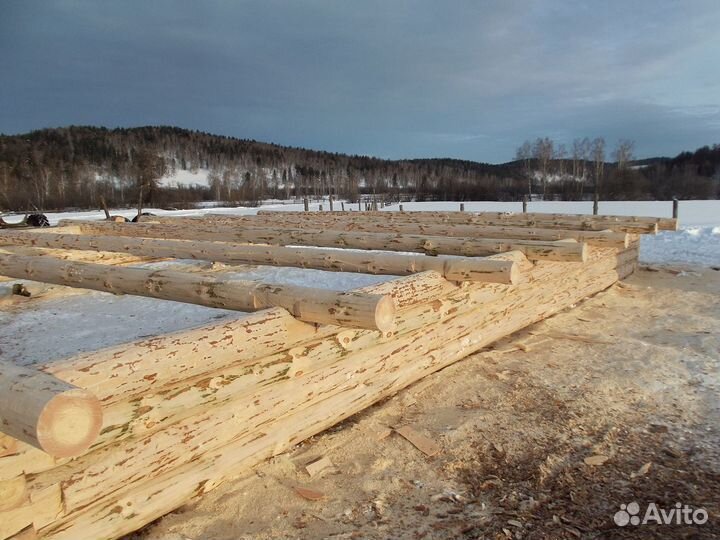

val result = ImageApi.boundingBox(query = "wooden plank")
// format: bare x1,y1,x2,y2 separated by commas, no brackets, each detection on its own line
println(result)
394,426,441,456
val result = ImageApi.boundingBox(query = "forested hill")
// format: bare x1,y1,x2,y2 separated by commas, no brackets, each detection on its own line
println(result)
0,126,519,210
0,125,718,211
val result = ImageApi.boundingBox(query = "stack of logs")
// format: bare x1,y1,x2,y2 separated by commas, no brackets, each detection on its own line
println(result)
0,210,676,539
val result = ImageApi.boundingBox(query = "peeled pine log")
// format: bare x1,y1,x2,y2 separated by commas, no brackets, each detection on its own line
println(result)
37,270,454,408
64,220,587,262
256,210,662,233
189,214,629,248
0,269,470,479
498,211,677,231
0,361,102,458
0,253,395,331
0,230,519,284
27,248,621,515
31,248,630,540
22,257,518,458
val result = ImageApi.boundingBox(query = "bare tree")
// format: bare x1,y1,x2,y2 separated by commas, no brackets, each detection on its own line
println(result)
591,137,606,198
555,143,567,176
131,148,165,215
515,140,533,197
613,139,635,170
532,137,554,200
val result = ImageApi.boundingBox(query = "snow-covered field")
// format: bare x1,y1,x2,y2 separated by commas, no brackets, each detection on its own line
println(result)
38,199,720,266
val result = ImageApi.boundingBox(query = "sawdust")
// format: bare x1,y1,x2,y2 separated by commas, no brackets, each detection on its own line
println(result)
126,266,720,540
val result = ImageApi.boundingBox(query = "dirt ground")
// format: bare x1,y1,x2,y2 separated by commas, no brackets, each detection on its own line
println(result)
119,265,720,540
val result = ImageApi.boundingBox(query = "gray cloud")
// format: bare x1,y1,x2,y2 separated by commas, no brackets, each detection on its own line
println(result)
1,0,718,161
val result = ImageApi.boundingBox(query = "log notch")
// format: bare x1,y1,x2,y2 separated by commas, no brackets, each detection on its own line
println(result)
182,213,629,248
0,254,396,331
0,361,102,458
62,220,588,262
0,230,520,284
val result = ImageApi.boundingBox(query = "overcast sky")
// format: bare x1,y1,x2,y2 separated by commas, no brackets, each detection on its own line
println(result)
1,1,719,162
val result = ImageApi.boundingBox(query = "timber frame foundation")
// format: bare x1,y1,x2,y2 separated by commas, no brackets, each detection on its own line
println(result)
0,209,676,539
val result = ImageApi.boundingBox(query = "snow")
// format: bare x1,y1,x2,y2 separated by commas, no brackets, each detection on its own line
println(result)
158,168,211,188
0,292,243,366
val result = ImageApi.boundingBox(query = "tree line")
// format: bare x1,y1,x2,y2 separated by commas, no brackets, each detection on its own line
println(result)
515,137,719,201
0,126,717,212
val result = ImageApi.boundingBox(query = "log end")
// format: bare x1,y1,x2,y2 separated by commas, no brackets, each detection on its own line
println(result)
36,389,103,458
374,295,397,333
508,261,520,285
578,242,589,263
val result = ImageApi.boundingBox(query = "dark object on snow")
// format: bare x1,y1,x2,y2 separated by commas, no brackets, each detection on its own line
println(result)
26,213,50,227
0,213,50,228
12,283,32,297
132,212,156,223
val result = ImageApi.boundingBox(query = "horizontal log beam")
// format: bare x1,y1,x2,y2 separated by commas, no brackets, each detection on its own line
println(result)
0,254,396,331
61,220,587,262
0,231,519,284
0,361,102,458
255,210,662,233
144,214,628,248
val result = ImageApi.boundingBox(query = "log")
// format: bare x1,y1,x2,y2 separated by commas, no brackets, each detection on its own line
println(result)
63,221,588,262
0,231,519,284
157,214,628,248
13,257,513,460
0,255,518,481
0,361,102,458
32,271,451,409
0,254,395,331
26,248,621,515
31,248,631,539
255,210,663,233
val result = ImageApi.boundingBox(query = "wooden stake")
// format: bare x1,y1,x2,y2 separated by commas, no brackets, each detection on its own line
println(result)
99,197,110,220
